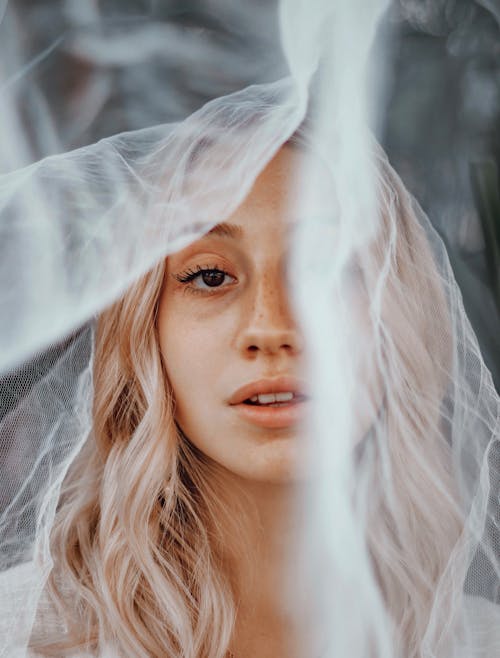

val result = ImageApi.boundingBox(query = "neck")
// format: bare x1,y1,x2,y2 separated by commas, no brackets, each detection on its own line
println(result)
214,469,320,615
228,477,299,606
198,464,327,658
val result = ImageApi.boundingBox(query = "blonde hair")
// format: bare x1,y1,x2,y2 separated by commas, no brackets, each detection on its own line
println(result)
365,156,464,656
31,153,463,658
33,261,254,657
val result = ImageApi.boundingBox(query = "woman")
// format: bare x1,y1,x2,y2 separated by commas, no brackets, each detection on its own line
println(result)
20,131,498,658
1,0,499,655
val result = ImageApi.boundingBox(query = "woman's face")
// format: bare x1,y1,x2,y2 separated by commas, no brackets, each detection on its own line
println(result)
157,145,380,483
157,146,317,483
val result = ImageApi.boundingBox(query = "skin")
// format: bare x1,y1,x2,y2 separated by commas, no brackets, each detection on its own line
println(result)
158,144,381,482
159,147,309,485
157,145,382,657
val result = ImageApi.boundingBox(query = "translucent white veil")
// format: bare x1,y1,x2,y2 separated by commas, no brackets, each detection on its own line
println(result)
0,1,499,657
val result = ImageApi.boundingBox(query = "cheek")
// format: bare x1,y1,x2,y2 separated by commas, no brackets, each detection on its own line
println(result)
157,310,224,425
159,319,200,396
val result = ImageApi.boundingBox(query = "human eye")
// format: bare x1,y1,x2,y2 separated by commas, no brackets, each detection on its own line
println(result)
173,265,236,293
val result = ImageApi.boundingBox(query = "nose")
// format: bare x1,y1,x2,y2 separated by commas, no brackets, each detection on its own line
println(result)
235,269,304,358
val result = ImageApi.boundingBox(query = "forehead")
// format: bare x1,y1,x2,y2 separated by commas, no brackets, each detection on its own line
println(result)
168,144,337,255
224,145,335,233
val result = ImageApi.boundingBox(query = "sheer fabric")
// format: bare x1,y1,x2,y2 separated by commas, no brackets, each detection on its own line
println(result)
0,1,499,657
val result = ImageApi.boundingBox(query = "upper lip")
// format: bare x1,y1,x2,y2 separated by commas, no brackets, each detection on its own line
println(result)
228,376,309,405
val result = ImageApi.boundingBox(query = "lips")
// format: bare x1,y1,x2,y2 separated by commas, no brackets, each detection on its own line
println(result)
228,376,309,406
228,376,310,429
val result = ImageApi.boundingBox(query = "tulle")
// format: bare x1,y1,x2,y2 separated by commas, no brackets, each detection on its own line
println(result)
0,1,499,657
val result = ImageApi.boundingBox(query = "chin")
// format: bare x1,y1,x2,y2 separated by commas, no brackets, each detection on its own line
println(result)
237,445,312,484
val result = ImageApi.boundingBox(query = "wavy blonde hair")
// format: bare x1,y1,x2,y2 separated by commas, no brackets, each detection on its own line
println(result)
365,155,464,656
31,151,464,658
32,259,255,657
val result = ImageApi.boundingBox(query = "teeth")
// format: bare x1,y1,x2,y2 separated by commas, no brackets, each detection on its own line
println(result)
249,392,295,404
275,392,294,402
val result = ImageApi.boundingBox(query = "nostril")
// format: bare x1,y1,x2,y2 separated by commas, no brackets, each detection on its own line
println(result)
240,331,303,356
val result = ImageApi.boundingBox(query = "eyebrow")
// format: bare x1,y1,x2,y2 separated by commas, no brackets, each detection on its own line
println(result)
205,222,244,239
201,218,303,241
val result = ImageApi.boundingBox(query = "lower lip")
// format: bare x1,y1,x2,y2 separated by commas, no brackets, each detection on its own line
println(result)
231,400,310,429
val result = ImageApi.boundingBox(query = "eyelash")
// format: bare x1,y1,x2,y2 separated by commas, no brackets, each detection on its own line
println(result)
174,265,236,294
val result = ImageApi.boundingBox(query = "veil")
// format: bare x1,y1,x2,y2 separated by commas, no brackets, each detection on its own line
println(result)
1,1,499,657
